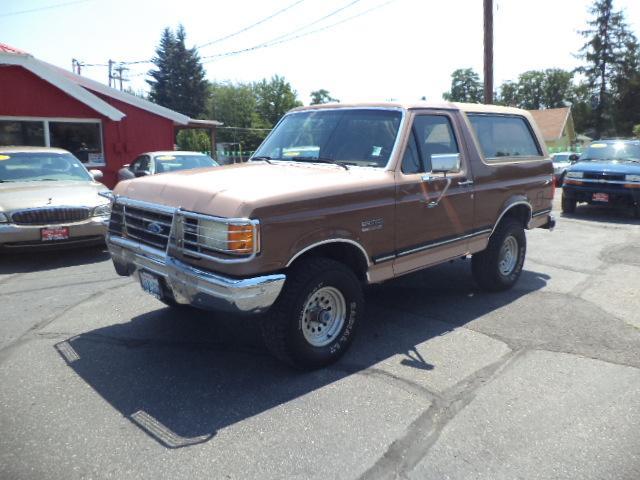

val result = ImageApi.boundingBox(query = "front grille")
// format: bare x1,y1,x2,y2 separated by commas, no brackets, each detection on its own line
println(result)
11,207,90,225
584,172,625,182
109,202,173,250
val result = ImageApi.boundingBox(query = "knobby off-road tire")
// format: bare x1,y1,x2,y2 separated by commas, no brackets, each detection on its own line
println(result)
261,257,364,370
472,218,526,292
561,193,576,214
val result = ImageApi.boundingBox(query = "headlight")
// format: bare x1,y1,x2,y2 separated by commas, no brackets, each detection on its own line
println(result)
0,212,8,223
566,171,584,179
92,203,112,217
625,174,640,182
196,218,259,255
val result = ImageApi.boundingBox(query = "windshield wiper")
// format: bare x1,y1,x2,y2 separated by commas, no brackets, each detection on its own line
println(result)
252,156,274,164
289,156,349,170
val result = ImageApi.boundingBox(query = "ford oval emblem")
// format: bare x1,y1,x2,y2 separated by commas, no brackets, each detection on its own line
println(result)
146,222,163,234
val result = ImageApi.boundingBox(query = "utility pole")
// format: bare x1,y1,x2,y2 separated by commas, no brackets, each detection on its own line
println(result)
112,63,129,91
71,58,82,75
108,59,114,88
483,0,494,104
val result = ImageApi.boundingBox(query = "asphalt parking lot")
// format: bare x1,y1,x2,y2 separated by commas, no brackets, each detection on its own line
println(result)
1,193,639,480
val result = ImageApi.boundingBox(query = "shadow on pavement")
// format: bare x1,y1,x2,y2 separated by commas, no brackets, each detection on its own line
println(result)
55,260,549,448
0,245,110,275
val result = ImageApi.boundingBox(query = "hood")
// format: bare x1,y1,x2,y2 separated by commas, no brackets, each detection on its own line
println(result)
115,161,393,218
569,160,640,175
0,180,107,212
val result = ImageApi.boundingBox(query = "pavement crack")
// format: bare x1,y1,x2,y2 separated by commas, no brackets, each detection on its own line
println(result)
359,349,524,480
0,282,132,363
332,364,440,404
0,277,131,297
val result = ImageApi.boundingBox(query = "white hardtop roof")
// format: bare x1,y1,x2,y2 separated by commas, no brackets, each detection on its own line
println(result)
0,146,71,154
147,151,211,157
291,101,531,116
0,50,192,125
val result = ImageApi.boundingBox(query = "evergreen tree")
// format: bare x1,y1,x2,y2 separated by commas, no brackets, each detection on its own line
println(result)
147,25,208,118
442,68,483,103
610,37,640,136
577,0,633,138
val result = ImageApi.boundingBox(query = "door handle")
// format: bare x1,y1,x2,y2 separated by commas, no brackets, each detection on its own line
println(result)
458,179,474,186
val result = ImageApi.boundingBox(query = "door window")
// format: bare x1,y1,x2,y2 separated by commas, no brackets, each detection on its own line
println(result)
401,115,459,174
130,156,150,174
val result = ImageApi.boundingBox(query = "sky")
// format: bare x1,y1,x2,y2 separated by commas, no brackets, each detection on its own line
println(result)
2,0,640,108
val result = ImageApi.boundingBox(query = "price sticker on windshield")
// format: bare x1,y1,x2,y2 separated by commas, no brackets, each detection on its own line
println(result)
0,155,10,161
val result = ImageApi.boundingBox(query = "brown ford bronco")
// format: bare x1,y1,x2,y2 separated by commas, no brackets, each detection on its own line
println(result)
106,102,555,369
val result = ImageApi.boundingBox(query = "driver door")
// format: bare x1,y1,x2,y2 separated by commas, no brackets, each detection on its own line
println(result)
393,111,475,276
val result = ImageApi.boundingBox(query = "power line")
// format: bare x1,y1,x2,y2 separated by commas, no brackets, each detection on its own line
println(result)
201,0,362,61
197,0,308,49
201,0,399,64
0,0,93,18
79,0,362,67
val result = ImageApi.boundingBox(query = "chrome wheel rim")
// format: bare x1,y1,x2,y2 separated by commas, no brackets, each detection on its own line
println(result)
498,236,519,276
302,286,346,347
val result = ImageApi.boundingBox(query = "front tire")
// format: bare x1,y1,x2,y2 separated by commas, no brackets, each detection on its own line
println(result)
472,218,526,292
261,257,363,370
561,193,576,214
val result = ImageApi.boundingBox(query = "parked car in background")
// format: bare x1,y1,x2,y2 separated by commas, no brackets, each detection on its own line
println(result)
551,151,579,186
562,140,640,217
0,147,110,249
117,151,218,182
106,102,555,369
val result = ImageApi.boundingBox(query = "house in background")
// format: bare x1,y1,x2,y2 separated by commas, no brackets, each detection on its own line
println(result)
0,43,221,188
527,107,581,153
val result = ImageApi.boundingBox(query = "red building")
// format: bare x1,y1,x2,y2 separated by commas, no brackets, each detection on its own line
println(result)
0,44,220,188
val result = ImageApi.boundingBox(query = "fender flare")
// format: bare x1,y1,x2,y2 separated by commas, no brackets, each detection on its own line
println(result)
285,238,371,267
491,198,533,235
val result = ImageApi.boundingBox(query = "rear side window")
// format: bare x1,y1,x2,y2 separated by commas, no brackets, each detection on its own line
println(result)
467,114,541,160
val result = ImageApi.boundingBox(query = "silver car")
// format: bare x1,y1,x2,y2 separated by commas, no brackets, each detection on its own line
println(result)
117,151,218,182
0,147,110,250
551,152,579,186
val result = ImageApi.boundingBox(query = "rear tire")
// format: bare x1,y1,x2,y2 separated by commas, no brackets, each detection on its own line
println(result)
261,257,363,370
561,193,576,214
472,218,526,292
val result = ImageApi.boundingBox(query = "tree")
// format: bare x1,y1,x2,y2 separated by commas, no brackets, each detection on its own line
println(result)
577,0,634,138
208,81,270,151
254,75,303,126
442,68,483,103
147,25,208,118
515,70,546,110
310,89,339,105
497,81,519,106
542,69,575,108
610,37,640,135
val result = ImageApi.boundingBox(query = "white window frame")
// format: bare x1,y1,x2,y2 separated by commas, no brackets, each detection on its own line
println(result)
0,116,105,167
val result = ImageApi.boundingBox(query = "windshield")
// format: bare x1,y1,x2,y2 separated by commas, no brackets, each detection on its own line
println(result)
552,154,571,162
154,154,218,173
580,142,640,162
253,109,403,168
0,151,92,182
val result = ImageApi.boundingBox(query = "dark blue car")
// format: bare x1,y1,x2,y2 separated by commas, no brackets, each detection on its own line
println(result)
562,140,640,218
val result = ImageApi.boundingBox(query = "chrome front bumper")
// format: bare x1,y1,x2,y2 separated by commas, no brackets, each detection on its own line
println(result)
0,217,107,248
107,235,286,314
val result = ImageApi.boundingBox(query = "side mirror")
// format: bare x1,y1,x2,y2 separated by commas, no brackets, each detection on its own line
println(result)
569,154,580,163
430,153,461,174
134,170,150,177
89,169,103,181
